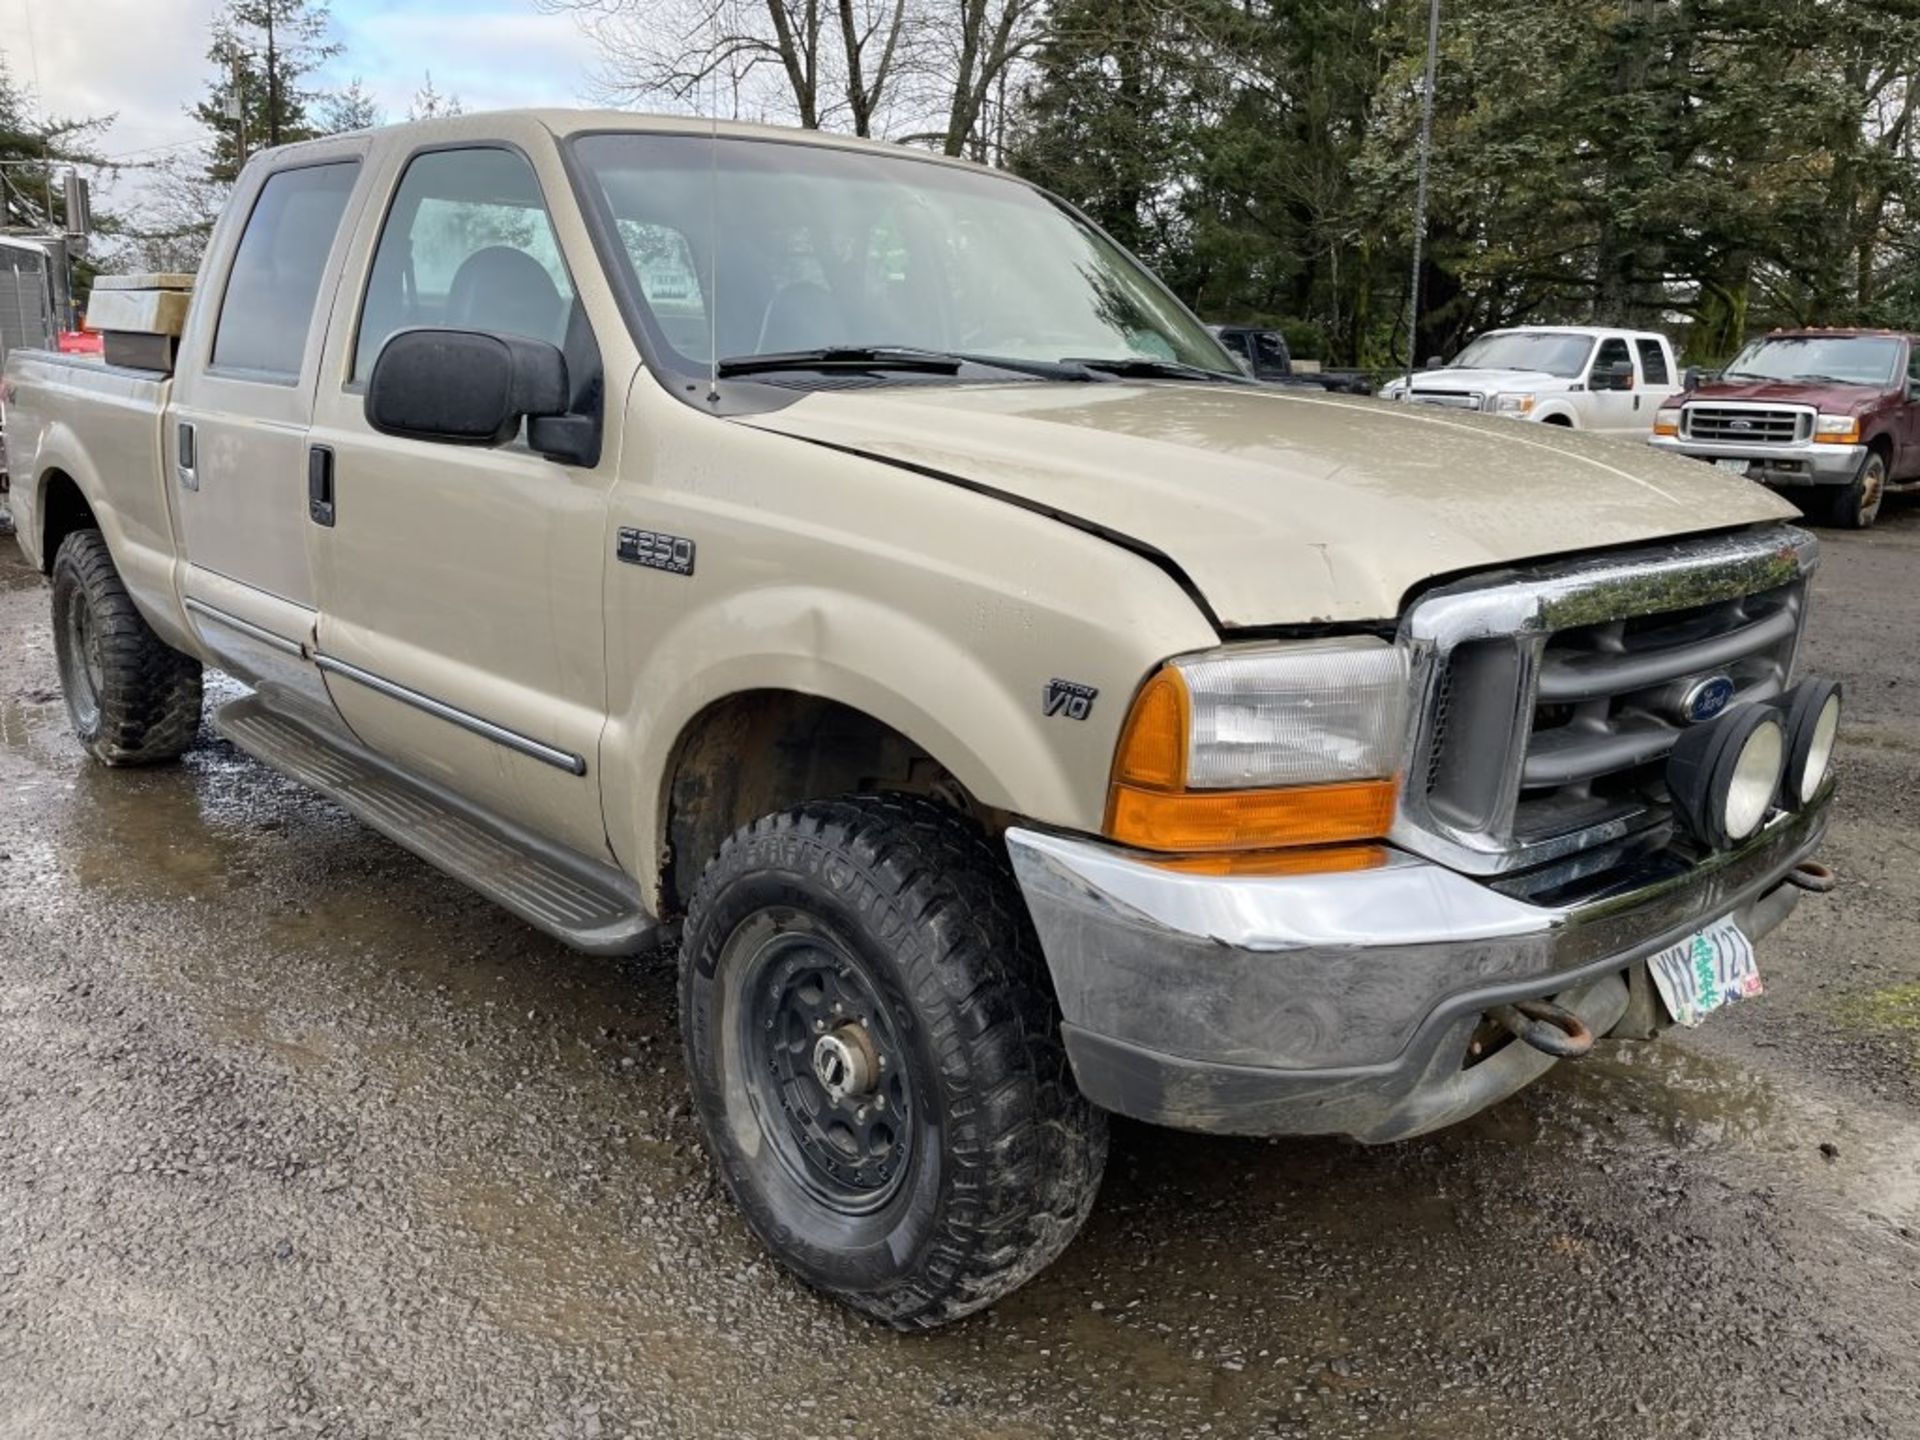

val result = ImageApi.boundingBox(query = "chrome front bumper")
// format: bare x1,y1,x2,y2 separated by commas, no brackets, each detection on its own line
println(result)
1006,798,1829,1142
1649,433,1864,485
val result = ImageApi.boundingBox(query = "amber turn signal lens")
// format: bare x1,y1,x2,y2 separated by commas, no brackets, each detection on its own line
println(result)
1813,422,1861,444
1105,777,1400,853
1147,843,1388,877
1111,667,1189,790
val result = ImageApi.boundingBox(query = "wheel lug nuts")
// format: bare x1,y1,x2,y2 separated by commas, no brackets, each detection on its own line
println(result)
873,1095,886,1111
813,1019,825,1032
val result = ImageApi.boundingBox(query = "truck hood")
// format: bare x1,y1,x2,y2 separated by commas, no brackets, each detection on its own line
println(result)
740,382,1797,627
1688,377,1890,413
1406,367,1571,393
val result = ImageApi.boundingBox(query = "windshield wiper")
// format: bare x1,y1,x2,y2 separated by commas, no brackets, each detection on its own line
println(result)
716,346,967,378
1060,356,1243,383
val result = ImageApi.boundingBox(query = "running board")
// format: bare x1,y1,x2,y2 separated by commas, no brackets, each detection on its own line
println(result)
215,693,656,956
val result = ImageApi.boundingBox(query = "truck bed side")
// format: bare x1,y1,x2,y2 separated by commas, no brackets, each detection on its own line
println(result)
5,348,189,650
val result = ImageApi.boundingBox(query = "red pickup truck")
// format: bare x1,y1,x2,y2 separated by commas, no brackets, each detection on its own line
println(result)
1650,328,1920,529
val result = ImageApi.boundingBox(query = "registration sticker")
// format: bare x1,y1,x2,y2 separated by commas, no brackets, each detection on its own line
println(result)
1648,916,1761,1027
1715,458,1752,474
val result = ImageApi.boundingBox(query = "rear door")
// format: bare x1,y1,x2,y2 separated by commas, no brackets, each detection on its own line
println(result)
168,147,368,712
1900,341,1920,480
1634,335,1682,427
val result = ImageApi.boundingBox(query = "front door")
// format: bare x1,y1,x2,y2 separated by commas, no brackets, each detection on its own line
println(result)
169,152,366,713
307,142,619,859
1583,335,1638,435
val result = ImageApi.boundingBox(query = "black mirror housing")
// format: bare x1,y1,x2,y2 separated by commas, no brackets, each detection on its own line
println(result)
367,328,572,451
1683,366,1702,392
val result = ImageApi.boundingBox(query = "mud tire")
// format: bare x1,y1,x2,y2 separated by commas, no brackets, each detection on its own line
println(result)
679,794,1107,1329
50,529,203,765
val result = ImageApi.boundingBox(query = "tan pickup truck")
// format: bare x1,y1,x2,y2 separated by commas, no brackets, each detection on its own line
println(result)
5,110,1841,1328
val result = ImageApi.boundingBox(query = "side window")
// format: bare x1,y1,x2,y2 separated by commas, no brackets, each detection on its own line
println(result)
354,147,574,380
1907,346,1920,388
1217,331,1250,361
1635,337,1671,386
1253,332,1288,372
211,162,359,379
1593,337,1632,386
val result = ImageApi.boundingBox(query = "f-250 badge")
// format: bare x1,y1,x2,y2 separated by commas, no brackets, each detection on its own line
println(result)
617,527,695,576
1044,679,1098,721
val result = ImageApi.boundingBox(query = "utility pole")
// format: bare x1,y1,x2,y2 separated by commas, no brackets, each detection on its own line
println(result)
265,4,280,148
228,53,250,172
1400,0,1441,398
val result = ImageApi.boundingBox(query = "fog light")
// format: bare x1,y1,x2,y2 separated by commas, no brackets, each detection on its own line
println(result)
1667,705,1787,849
1780,679,1841,805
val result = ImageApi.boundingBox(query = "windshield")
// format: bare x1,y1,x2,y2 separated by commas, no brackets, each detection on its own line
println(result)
1448,331,1595,377
1722,335,1901,387
571,133,1238,378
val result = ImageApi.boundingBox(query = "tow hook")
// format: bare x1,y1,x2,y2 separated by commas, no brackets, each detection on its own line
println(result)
1491,998,1594,1059
1788,860,1837,894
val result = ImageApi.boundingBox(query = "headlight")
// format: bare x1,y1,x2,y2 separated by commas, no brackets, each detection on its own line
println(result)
1381,381,1406,400
1106,641,1408,853
1666,705,1786,849
1654,406,1682,436
1781,678,1841,804
1814,414,1861,444
1493,393,1535,414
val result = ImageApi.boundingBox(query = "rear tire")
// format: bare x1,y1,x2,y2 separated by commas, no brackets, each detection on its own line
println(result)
678,795,1107,1329
50,529,203,765
1823,449,1886,529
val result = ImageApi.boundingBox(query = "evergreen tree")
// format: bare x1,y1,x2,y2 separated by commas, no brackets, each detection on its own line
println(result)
191,0,343,183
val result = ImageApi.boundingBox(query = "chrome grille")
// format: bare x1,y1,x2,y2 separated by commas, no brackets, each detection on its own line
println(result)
1396,527,1818,876
1683,404,1809,444
1409,390,1484,411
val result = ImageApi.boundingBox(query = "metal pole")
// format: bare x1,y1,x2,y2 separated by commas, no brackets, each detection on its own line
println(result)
1401,0,1441,399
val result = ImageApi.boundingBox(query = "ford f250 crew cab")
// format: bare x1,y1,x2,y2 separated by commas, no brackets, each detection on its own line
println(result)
1380,324,1683,434
5,111,1840,1329
1649,328,1920,529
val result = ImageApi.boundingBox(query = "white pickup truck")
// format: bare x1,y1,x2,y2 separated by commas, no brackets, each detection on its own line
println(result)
4,111,1840,1328
1380,325,1684,434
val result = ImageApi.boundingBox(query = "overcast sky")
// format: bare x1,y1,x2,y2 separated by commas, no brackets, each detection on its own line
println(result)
1,0,596,210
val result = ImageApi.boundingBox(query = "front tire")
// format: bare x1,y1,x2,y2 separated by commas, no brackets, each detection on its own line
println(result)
1822,449,1886,529
50,529,204,765
679,795,1107,1329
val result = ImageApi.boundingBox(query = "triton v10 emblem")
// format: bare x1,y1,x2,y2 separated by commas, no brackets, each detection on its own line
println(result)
1044,680,1098,721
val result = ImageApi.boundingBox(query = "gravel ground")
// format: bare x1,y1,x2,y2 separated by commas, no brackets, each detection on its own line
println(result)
2,508,1919,1440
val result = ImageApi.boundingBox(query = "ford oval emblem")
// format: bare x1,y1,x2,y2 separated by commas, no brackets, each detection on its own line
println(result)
1681,675,1736,724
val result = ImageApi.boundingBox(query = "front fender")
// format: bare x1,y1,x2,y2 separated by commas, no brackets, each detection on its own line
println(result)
601,585,1094,905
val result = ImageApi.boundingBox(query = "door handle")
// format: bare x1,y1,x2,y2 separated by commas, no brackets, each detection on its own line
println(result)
308,445,335,527
176,422,197,491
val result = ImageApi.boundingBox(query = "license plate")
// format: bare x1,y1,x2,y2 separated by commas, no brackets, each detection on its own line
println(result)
1715,458,1752,474
1648,917,1761,1027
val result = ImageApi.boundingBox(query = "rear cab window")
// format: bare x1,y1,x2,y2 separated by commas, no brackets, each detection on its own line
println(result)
1635,337,1670,386
211,161,361,380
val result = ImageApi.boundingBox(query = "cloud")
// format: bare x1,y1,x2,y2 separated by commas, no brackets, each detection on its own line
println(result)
0,0,597,226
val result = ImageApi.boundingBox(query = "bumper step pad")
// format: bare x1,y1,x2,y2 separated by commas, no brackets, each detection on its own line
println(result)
215,694,655,956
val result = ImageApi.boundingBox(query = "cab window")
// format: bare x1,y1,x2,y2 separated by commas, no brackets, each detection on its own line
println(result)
1635,338,1670,386
211,161,359,379
1592,337,1632,387
354,147,574,380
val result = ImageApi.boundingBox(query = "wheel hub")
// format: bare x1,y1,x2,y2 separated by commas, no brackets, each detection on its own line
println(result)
811,1023,879,1101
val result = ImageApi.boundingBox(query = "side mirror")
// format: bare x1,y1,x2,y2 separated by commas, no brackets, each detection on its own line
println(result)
1424,355,1443,369
1683,366,1702,392
367,329,596,464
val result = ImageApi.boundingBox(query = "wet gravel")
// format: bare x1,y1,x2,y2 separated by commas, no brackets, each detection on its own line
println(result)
2,507,1919,1440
